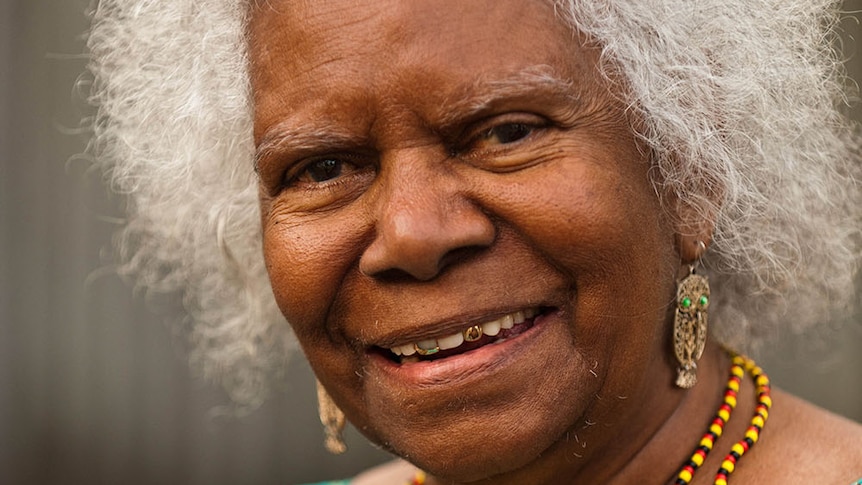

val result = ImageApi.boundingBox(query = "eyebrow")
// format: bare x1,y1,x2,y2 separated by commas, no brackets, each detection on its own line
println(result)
254,65,578,172
435,65,578,127
255,124,363,174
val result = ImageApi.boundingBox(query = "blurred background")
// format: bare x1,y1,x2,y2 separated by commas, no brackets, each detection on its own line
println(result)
1,1,861,484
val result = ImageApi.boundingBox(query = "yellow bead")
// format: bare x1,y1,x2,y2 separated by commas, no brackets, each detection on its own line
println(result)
753,415,764,428
762,396,772,408
722,459,735,473
759,408,769,420
731,366,744,378
732,443,745,456
679,470,692,482
718,409,730,421
700,437,713,449
746,429,759,443
726,395,737,408
756,375,769,387
716,478,728,485
692,452,704,466
728,380,740,392
752,365,763,375
732,356,745,366
710,424,723,436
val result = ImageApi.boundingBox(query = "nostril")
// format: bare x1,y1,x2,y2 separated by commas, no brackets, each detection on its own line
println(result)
360,244,491,282
361,262,441,282
436,245,491,276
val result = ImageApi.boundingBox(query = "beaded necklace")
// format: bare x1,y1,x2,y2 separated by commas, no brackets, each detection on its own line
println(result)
405,354,771,485
674,354,772,485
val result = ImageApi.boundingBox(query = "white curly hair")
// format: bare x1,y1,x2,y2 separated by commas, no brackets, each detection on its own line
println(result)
86,0,861,407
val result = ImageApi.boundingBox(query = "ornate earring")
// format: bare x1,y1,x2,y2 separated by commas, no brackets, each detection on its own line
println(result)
673,254,710,389
316,380,347,454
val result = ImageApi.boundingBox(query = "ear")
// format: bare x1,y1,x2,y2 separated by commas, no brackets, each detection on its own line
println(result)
676,219,714,264
652,149,722,265
675,211,714,264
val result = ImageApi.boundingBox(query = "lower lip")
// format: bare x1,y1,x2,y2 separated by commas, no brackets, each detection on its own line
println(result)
368,311,558,388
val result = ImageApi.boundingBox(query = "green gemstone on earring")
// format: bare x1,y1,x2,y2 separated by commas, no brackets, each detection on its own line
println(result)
681,297,692,309
699,295,709,306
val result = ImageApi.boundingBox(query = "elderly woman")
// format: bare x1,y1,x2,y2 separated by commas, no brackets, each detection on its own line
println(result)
87,0,862,483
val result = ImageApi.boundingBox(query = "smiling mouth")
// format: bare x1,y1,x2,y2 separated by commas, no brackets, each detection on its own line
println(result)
382,307,548,364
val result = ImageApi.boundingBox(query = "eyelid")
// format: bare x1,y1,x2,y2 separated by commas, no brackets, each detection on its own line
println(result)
282,152,372,189
466,111,545,137
456,112,548,153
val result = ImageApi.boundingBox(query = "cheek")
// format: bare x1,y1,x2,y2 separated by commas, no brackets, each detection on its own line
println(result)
261,205,368,340
476,154,676,343
483,159,667,274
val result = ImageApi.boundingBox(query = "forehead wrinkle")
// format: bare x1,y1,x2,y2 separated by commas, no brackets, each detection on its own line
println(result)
435,65,579,127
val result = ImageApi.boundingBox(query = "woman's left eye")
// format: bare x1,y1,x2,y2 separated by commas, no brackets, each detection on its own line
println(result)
463,116,547,155
453,115,552,170
480,123,534,145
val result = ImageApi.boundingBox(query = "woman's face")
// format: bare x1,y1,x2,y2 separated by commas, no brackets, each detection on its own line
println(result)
251,0,679,480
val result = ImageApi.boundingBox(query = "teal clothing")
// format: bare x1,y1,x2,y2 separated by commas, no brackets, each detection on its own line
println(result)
301,481,350,485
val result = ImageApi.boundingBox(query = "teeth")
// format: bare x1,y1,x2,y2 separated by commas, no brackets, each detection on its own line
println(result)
483,318,501,336
390,308,540,359
415,339,440,356
438,332,464,350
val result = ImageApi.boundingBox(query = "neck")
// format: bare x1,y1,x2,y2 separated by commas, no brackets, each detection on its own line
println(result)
603,343,731,485
425,341,732,485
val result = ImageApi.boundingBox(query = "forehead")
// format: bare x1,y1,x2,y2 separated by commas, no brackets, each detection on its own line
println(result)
248,0,603,143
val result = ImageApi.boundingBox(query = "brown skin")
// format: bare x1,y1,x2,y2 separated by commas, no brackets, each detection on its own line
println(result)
249,1,862,483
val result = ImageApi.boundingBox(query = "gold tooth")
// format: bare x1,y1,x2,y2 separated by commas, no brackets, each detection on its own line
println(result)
463,325,483,342
398,308,538,355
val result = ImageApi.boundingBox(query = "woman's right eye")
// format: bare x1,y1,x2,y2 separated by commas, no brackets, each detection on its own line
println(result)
286,156,357,188
277,154,375,210
303,158,344,183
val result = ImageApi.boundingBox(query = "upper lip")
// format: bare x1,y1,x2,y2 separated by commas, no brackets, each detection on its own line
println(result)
367,304,546,349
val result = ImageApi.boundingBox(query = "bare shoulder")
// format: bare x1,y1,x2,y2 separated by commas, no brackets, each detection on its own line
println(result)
351,459,418,485
741,388,862,484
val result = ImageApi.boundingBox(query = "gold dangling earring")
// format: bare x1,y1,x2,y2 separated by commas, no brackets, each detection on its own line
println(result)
316,380,347,454
673,243,710,389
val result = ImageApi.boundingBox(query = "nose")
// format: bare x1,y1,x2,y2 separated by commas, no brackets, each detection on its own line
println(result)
359,154,495,281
